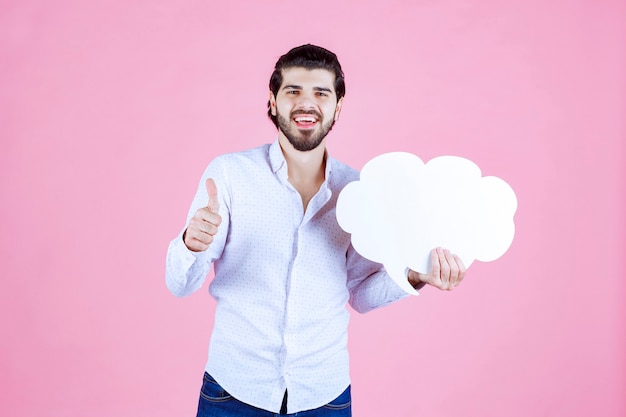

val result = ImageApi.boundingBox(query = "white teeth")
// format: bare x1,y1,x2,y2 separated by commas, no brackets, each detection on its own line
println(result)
295,117,316,123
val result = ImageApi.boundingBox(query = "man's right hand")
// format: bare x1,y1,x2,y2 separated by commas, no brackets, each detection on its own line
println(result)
184,178,222,252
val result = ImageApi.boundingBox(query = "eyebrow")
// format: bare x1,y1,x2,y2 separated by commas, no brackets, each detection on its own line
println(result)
313,86,333,93
282,85,334,94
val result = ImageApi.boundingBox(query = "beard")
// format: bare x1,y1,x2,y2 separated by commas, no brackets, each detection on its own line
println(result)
276,109,335,152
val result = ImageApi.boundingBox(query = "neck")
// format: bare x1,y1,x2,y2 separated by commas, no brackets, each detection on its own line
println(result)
277,134,327,212
278,134,326,183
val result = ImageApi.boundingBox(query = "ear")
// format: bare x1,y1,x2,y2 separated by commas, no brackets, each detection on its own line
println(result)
333,97,344,122
269,92,277,116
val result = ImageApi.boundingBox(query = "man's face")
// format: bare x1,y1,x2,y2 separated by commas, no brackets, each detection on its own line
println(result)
269,67,343,152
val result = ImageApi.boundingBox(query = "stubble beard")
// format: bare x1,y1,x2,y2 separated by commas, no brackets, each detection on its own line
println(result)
276,110,335,152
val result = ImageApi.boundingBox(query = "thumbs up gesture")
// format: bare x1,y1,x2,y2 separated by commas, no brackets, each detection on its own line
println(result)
184,178,223,252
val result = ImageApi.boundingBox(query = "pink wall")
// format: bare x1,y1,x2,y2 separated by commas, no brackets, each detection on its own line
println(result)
1,1,624,416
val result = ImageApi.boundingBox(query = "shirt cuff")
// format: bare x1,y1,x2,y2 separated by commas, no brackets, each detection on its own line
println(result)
387,267,420,296
168,231,211,272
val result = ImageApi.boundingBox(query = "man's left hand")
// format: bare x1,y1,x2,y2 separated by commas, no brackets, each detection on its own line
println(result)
407,248,466,291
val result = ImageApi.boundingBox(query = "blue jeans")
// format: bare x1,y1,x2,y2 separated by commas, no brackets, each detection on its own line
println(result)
196,373,352,417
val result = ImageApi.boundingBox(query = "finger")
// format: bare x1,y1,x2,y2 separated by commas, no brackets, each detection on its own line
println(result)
195,207,222,229
197,219,220,236
206,178,219,212
183,228,214,252
454,254,467,284
188,229,214,245
429,248,441,283
438,248,451,289
443,249,460,287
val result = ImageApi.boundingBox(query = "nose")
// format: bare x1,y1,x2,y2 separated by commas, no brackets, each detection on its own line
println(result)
295,91,317,110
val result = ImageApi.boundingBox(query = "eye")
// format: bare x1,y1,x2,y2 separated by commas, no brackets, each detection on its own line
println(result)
315,91,328,97
286,90,299,95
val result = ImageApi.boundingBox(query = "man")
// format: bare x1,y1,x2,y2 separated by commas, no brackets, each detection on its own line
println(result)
166,44,465,416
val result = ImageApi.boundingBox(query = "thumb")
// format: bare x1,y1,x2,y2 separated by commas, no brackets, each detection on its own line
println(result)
206,178,219,212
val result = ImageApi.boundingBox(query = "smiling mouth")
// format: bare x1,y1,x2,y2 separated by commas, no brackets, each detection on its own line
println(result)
293,114,319,128
294,115,317,123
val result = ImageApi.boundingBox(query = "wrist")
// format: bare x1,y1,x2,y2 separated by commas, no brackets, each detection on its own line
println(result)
407,270,427,290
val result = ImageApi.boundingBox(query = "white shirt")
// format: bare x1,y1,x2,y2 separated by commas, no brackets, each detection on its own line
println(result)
165,140,413,413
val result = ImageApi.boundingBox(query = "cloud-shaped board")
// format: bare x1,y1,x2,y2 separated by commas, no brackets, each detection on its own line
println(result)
336,153,517,294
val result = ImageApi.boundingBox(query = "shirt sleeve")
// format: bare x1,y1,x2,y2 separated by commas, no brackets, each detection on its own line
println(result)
345,243,418,314
165,159,230,297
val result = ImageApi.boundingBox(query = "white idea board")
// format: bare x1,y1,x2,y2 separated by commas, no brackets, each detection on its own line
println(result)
336,152,518,294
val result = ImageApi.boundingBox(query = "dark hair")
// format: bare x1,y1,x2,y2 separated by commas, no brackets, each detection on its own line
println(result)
267,44,345,128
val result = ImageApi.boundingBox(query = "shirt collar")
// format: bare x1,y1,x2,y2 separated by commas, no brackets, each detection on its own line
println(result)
268,138,334,186
269,139,286,174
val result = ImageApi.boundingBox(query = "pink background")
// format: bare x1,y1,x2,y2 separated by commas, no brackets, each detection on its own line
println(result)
2,1,624,416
